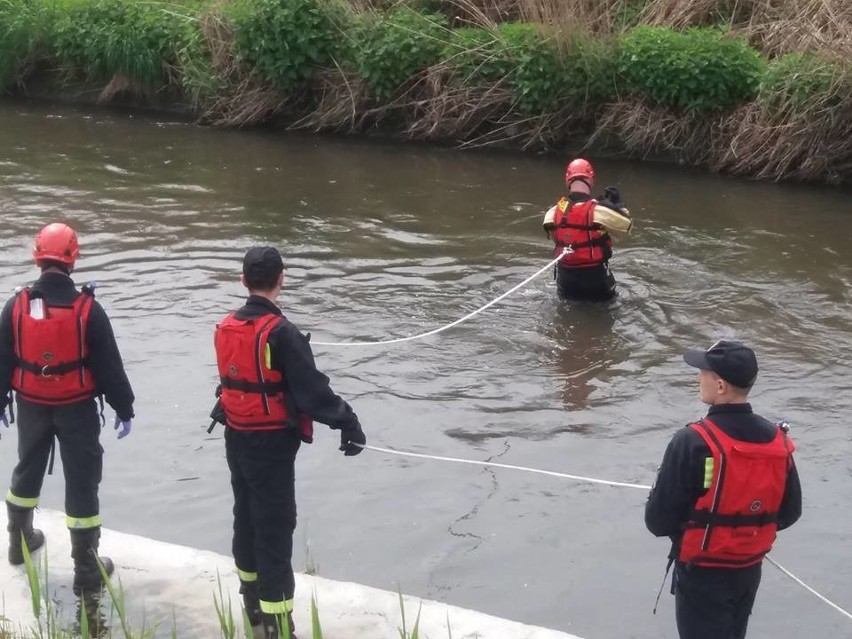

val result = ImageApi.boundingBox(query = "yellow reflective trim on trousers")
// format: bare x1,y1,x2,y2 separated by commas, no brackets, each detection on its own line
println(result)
237,568,258,582
66,515,102,529
259,599,294,614
703,458,714,489
6,491,39,509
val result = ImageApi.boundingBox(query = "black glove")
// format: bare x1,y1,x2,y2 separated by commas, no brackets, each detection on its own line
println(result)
339,422,366,456
599,185,626,211
207,385,226,433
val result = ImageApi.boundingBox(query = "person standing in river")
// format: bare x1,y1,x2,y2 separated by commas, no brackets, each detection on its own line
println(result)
212,246,366,639
0,222,135,596
645,340,802,639
542,158,633,300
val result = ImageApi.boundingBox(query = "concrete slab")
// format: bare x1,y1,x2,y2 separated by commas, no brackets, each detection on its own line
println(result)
0,508,584,639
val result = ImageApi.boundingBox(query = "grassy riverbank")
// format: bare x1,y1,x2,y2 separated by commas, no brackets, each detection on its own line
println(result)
1,0,850,184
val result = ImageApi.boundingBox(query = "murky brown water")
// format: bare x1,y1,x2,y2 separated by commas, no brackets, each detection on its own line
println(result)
1,99,851,639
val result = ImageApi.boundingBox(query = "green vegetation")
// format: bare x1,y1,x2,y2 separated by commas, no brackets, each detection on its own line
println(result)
0,0,850,183
226,0,343,90
618,26,764,112
759,52,848,115
51,0,196,86
353,7,447,102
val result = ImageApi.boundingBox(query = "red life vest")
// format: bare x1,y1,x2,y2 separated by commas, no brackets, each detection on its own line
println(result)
214,312,313,442
11,287,97,405
551,197,612,268
678,418,794,568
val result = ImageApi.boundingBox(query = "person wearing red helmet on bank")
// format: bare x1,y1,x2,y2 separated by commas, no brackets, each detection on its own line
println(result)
542,158,633,300
0,222,135,597
645,340,802,639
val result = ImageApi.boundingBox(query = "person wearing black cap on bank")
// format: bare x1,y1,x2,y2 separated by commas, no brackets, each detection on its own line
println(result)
212,246,366,639
645,340,802,639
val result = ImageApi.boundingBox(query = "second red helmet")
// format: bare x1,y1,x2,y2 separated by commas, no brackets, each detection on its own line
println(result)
33,222,80,267
564,158,595,187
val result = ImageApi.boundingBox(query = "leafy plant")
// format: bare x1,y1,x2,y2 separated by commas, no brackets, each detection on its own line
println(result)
227,0,346,90
353,7,447,102
617,26,765,112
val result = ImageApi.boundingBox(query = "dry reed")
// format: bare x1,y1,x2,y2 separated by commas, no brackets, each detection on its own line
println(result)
196,6,290,127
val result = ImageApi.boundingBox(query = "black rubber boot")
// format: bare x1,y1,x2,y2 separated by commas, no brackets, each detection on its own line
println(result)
260,611,297,639
7,502,45,566
240,581,262,627
70,527,114,596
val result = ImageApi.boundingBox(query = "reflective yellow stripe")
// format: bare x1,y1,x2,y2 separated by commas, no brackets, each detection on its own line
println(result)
264,343,272,370
66,515,101,529
237,568,258,582
703,458,714,489
259,599,294,614
6,491,39,509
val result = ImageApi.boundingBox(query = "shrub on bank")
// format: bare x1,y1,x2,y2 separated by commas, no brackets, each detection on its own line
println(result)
443,25,520,85
443,23,616,115
0,0,55,87
227,0,346,90
353,7,447,102
51,0,196,86
617,26,765,112
759,52,850,115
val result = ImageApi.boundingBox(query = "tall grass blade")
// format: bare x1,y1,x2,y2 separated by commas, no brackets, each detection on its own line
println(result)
98,559,132,638
397,585,407,639
212,572,236,639
410,602,422,639
20,536,40,619
310,593,324,639
78,597,89,639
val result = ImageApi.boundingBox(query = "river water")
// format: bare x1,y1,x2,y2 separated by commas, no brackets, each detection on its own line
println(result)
0,99,850,639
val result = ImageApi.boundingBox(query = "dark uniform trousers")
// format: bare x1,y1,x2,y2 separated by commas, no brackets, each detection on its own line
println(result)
9,397,103,521
556,263,616,301
674,561,762,639
225,427,302,606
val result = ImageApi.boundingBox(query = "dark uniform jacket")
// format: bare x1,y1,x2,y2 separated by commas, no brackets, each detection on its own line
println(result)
229,295,360,431
0,271,135,420
645,403,802,558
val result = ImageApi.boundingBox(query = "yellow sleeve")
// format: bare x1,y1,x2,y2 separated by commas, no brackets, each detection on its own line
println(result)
593,204,633,234
542,205,557,228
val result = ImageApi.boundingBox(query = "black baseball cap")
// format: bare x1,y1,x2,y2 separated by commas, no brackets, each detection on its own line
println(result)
242,246,284,282
683,340,758,389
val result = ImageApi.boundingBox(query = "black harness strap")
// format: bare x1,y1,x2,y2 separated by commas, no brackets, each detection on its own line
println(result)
220,378,286,394
686,510,778,528
15,358,90,376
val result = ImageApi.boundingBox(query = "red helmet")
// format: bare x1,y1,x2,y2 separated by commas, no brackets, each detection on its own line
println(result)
33,223,80,267
565,158,595,187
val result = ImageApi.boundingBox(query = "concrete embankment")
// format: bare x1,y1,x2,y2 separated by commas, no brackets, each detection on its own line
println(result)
0,508,584,639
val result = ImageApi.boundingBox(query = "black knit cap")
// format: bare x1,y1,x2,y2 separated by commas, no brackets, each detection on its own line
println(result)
242,246,284,285
683,340,759,389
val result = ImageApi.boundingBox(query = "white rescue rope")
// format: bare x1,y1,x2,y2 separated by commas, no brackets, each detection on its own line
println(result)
361,443,651,490
311,249,569,347
764,555,852,622
360,443,852,623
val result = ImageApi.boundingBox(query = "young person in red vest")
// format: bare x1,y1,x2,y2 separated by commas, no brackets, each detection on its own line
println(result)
213,246,366,639
542,158,632,300
645,340,802,639
0,222,135,596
